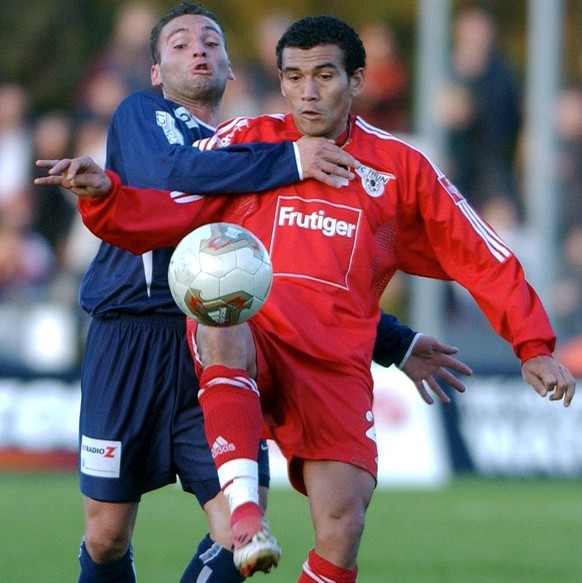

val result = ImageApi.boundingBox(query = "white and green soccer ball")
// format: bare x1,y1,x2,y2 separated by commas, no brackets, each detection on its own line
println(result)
168,222,273,326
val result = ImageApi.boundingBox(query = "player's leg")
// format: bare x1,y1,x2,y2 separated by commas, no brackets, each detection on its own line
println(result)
178,458,271,583
78,314,189,581
179,492,243,583
297,460,375,583
189,320,279,576
176,328,272,582
79,498,138,583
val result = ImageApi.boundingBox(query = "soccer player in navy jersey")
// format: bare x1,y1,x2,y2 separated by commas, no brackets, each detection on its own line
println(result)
37,5,473,581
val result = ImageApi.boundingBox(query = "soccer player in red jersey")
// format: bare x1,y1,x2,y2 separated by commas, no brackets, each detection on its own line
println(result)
36,15,575,582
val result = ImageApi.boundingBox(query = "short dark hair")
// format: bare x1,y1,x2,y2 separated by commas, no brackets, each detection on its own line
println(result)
149,2,225,64
276,15,366,77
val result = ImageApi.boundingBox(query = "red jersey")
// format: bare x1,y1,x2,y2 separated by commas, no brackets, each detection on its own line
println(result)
79,113,556,369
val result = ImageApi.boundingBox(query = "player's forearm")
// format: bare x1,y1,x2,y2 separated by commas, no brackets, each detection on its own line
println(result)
78,171,205,254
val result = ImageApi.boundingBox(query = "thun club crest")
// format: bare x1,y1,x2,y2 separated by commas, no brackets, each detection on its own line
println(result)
356,165,394,197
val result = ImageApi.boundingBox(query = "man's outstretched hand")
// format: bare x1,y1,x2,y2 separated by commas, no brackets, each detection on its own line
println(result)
401,335,472,405
35,156,112,198
521,355,576,407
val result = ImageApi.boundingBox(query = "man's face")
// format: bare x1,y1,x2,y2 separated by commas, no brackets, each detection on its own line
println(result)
151,14,234,104
279,44,364,140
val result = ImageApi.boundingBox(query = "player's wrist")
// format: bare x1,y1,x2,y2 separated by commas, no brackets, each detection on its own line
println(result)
291,142,304,180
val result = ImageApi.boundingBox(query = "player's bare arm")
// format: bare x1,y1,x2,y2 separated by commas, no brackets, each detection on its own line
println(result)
35,157,112,198
401,335,473,405
295,136,358,188
521,355,576,407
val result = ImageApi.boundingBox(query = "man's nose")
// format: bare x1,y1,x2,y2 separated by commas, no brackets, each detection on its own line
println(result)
301,79,318,100
192,42,207,57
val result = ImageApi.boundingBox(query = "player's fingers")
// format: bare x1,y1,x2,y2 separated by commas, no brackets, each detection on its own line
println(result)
428,339,459,355
423,377,451,405
34,175,63,186
35,159,60,169
326,147,358,170
311,169,349,189
437,368,467,394
46,158,74,175
564,381,576,407
548,369,576,407
318,139,356,158
522,368,549,398
319,161,352,179
70,173,103,194
439,355,472,377
415,381,434,405
66,157,91,179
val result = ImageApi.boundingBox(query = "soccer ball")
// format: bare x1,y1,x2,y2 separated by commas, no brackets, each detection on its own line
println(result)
168,222,273,326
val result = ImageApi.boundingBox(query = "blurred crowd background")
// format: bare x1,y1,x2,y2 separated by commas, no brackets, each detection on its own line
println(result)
1,0,582,378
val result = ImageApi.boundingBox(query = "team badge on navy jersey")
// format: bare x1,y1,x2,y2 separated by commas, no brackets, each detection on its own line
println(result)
156,111,185,145
356,165,394,197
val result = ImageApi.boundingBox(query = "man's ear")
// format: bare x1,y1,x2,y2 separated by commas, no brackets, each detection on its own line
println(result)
350,68,365,97
151,64,162,87
228,62,235,81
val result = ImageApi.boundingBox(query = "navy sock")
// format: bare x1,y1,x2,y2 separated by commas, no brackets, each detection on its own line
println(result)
180,533,244,583
78,539,136,583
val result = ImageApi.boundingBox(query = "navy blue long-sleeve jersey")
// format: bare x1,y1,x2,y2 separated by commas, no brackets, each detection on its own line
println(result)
79,91,300,316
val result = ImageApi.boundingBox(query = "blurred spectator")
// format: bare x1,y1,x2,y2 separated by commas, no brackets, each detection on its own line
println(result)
353,21,410,133
0,83,32,208
76,2,157,113
435,5,522,214
245,11,293,114
72,3,155,163
220,60,262,120
30,111,76,268
76,70,131,127
553,226,582,341
0,202,53,302
0,82,53,301
555,85,582,233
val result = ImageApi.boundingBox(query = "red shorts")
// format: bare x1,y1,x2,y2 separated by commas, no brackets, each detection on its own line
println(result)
187,319,378,495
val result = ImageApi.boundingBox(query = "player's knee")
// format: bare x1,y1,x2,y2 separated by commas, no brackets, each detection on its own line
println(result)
315,504,366,554
84,523,131,563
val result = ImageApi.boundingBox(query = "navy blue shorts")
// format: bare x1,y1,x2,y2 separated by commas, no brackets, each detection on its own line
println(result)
79,313,269,505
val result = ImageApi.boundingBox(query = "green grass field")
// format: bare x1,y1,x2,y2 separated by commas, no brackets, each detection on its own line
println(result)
1,473,581,582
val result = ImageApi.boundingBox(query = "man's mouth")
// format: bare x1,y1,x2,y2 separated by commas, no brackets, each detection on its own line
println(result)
192,63,211,74
301,110,322,119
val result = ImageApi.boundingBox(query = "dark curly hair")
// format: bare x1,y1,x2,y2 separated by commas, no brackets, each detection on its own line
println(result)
149,2,225,65
276,15,366,77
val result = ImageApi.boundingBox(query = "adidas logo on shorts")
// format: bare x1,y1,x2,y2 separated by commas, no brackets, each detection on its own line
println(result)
211,435,236,458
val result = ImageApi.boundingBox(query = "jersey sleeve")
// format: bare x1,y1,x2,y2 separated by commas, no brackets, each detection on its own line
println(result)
107,92,300,193
372,311,417,368
78,171,228,255
393,150,555,362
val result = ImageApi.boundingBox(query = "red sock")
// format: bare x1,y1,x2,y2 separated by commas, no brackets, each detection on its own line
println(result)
198,365,263,466
297,549,358,583
230,501,264,548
